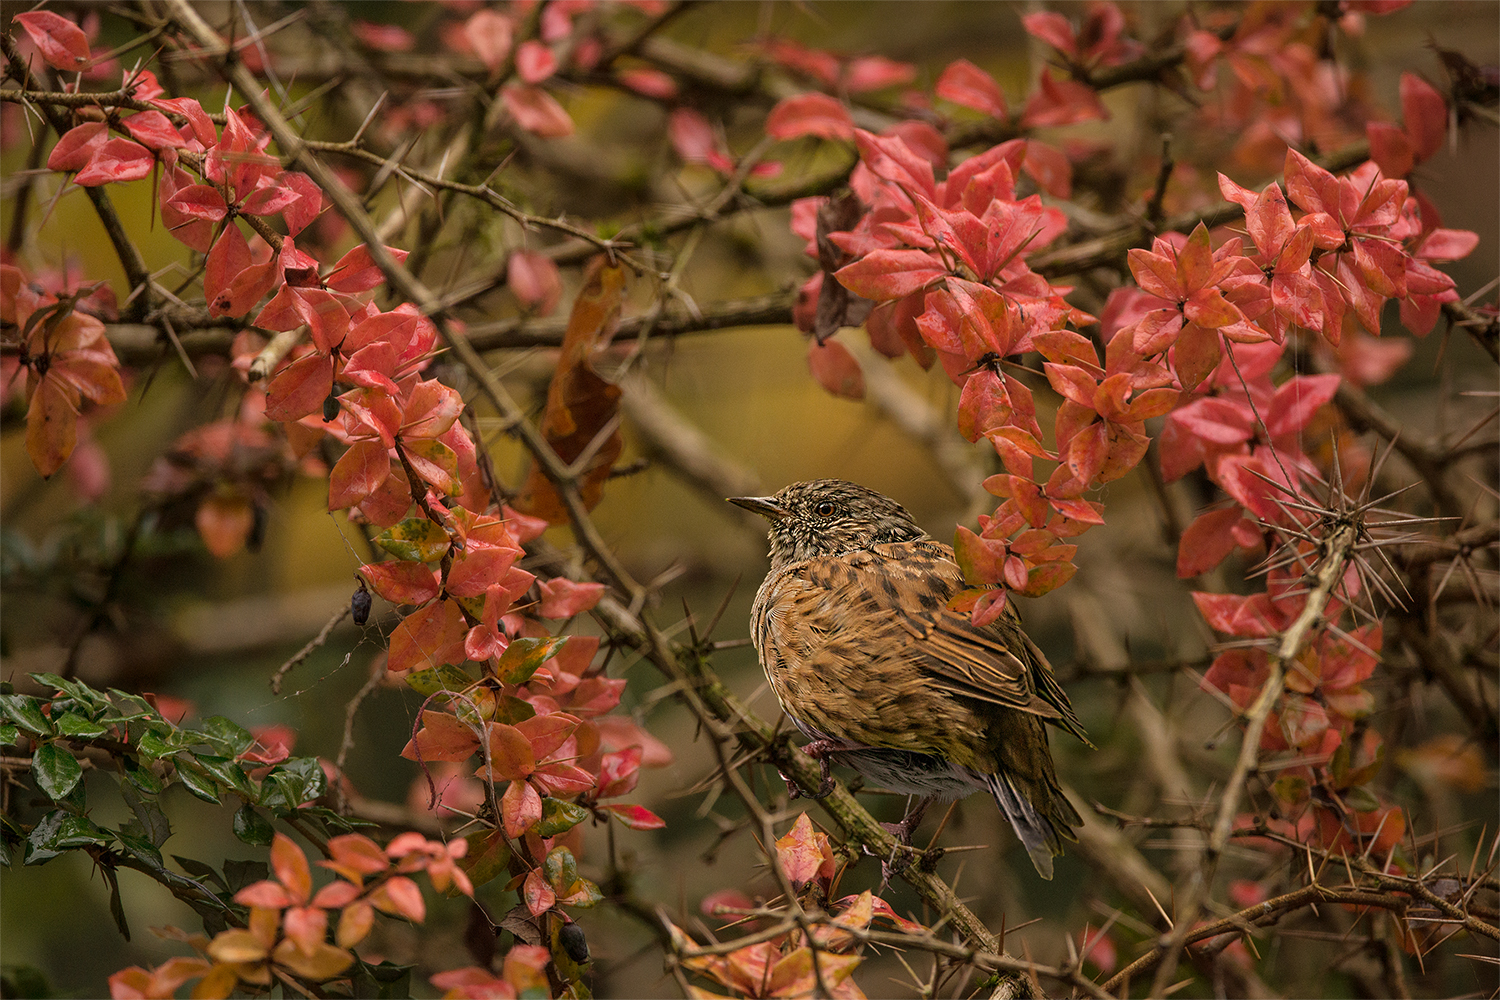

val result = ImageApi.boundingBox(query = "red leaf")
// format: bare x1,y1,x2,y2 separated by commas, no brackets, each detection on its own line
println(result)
196,493,254,559
1177,506,1245,577
596,746,642,798
329,440,392,510
204,226,252,317
387,600,469,674
504,780,544,839
935,59,1007,118
602,803,666,830
46,123,108,172
806,338,865,399
1022,140,1071,198
1021,12,1077,56
501,84,573,138
522,867,555,915
1265,374,1340,438
166,184,228,222
844,55,916,93
151,97,217,147
401,710,481,762
265,352,335,423
766,93,854,142
1020,68,1108,128
402,380,464,439
537,578,605,618
1366,122,1414,178
359,560,439,606
1400,72,1446,162
618,67,678,100
122,110,190,152
74,139,153,186
14,11,92,71
835,248,945,300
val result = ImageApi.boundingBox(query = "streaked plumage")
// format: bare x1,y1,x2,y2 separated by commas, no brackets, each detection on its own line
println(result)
730,479,1087,879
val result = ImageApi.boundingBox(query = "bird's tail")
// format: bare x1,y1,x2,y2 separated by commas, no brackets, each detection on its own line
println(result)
984,715,1082,880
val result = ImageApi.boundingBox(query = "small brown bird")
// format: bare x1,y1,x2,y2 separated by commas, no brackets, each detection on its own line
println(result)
730,480,1088,879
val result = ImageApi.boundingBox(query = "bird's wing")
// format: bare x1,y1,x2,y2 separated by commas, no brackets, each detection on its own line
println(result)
857,540,1090,742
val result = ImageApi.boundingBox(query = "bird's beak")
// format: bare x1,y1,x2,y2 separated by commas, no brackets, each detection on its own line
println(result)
728,495,787,520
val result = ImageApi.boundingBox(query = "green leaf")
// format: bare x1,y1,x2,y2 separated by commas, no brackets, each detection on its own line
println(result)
198,716,254,757
135,729,173,760
258,756,326,813
496,637,567,686
0,694,53,737
24,811,66,865
350,959,415,1000
116,829,164,870
374,518,452,563
122,756,163,795
1345,785,1381,812
0,724,18,745
171,854,228,892
405,664,476,698
233,804,274,847
117,777,172,847
53,712,107,739
457,830,512,891
32,743,84,801
222,858,269,893
51,814,112,850
494,694,537,725
172,760,220,804
536,797,588,838
195,754,253,796
544,845,579,892
30,673,108,714
102,862,130,941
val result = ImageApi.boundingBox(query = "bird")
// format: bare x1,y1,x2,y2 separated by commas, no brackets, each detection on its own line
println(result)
729,479,1088,879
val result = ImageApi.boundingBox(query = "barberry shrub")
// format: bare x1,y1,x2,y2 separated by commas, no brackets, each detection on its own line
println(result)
1,3,1495,999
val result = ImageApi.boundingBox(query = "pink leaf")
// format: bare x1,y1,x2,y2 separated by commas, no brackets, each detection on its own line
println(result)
74,139,153,186
507,251,562,315
807,338,865,399
537,578,606,618
1400,72,1446,162
766,93,854,142
501,84,573,138
516,40,557,83
464,9,513,74
46,122,108,172
935,59,1007,118
14,11,92,71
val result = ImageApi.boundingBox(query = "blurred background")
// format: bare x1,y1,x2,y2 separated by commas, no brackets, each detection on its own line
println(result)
2,1,1496,996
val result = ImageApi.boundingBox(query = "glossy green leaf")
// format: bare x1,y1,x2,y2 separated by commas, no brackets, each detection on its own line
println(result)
199,716,254,757
233,803,274,846
457,829,512,891
53,712,107,739
196,754,253,796
0,694,52,737
173,760,221,803
32,743,83,801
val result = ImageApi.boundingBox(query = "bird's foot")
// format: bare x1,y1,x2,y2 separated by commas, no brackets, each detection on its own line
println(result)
779,741,836,800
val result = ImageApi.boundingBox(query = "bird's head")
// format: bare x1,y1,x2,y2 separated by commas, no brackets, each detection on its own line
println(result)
729,479,926,569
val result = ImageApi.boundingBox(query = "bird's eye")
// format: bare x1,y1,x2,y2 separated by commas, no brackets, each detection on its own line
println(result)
814,501,835,517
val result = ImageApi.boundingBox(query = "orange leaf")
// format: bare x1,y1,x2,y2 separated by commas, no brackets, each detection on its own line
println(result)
516,257,626,524
196,493,255,559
